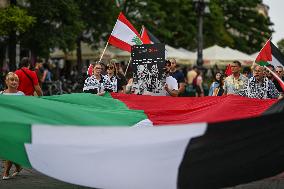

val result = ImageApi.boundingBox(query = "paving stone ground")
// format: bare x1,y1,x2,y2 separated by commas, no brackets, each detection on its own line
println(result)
1,160,283,189
0,161,92,189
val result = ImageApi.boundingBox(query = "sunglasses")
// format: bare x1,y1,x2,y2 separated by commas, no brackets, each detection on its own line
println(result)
276,71,283,73
107,66,114,70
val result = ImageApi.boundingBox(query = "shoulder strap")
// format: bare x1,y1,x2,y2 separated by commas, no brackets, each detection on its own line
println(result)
21,68,35,90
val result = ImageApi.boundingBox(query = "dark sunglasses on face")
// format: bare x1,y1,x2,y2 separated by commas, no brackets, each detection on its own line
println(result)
107,66,114,70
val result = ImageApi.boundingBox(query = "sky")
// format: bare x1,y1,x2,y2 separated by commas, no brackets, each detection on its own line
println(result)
263,0,284,44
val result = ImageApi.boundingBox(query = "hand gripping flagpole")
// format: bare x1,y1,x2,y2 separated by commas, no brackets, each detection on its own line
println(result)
264,65,284,91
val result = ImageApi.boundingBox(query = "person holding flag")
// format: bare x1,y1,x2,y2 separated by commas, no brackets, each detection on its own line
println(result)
238,64,280,99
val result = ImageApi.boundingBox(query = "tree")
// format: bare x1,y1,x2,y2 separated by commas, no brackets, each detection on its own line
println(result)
218,0,273,54
277,39,284,55
74,0,118,73
0,5,35,71
19,0,84,61
0,6,35,36
117,0,272,54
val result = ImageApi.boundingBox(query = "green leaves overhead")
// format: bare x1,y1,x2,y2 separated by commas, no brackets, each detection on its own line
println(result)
1,0,274,58
0,6,35,36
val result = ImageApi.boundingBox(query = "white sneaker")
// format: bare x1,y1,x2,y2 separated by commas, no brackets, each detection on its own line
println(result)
2,176,10,180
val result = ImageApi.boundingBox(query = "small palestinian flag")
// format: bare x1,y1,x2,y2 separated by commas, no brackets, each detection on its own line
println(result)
225,64,232,76
255,39,284,67
0,93,283,189
108,12,142,52
140,26,161,44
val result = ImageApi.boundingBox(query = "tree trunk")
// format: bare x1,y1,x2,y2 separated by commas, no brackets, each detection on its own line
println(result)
8,0,17,71
76,37,82,75
8,32,17,71
0,43,5,73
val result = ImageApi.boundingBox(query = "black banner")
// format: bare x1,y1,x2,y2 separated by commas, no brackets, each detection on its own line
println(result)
131,43,165,94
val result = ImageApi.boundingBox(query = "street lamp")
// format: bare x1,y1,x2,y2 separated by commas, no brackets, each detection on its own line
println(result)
193,0,210,68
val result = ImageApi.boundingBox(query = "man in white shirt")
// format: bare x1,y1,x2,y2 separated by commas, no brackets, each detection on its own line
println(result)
164,61,178,96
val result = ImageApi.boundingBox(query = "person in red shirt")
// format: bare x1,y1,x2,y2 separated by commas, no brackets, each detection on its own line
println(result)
15,57,43,96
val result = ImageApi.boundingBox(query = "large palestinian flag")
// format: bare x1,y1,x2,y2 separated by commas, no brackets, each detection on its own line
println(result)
0,93,283,189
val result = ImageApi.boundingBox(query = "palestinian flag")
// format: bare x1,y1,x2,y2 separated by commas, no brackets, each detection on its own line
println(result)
108,12,142,52
225,64,232,76
255,39,284,91
140,26,161,44
0,93,283,189
255,39,284,67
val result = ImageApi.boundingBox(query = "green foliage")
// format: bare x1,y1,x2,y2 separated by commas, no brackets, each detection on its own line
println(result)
19,0,84,57
1,0,274,58
277,39,284,54
121,0,272,53
219,0,273,53
0,6,35,36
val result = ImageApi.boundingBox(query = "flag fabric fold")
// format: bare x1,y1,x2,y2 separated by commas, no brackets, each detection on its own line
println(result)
108,12,142,52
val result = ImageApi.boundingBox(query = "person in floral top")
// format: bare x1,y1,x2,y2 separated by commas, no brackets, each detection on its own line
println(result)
238,65,280,99
224,61,248,95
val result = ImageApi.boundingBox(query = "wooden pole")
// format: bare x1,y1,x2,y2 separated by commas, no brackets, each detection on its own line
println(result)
99,41,109,62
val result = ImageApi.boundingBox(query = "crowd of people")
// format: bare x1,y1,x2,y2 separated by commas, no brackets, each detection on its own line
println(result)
83,58,283,100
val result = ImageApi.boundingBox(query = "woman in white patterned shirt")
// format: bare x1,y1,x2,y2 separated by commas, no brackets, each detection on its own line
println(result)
83,62,105,95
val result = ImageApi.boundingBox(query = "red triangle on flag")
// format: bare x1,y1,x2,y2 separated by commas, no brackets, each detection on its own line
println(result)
141,26,151,44
255,40,272,62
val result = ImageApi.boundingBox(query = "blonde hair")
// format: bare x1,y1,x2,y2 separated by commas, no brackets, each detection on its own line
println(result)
5,72,19,81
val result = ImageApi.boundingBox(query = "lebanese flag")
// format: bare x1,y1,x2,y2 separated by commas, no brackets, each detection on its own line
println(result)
0,93,283,189
108,12,142,52
255,39,284,91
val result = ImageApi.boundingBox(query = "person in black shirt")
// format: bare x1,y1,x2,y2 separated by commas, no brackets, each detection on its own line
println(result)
169,58,185,96
110,59,127,93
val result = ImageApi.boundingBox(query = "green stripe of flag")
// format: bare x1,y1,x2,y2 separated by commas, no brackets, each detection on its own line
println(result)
257,61,269,66
0,93,147,167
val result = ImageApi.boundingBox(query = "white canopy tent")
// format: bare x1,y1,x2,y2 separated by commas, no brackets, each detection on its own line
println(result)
192,45,254,67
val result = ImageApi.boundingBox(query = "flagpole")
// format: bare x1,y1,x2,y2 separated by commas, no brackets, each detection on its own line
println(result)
99,41,109,62
124,57,131,76
264,65,284,90
124,26,143,77
253,36,272,67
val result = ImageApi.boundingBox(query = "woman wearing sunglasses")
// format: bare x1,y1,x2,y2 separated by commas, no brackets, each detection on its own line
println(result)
103,61,127,93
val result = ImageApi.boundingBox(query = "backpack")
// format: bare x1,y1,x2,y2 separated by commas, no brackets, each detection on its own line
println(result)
192,76,198,87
